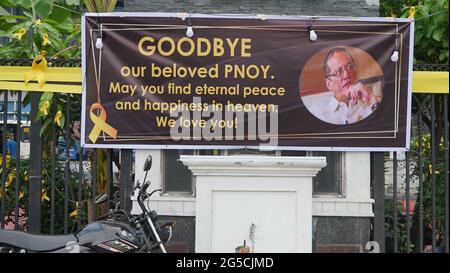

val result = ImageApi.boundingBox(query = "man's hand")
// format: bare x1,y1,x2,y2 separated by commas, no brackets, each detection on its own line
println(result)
348,82,377,105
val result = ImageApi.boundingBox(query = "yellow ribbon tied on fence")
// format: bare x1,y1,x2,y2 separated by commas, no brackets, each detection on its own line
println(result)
89,103,118,144
24,54,48,87
408,6,417,19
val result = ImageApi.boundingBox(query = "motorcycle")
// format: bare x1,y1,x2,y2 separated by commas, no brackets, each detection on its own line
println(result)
0,155,175,253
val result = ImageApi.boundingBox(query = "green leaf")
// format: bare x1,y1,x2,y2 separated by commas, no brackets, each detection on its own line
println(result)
432,29,443,42
415,31,424,44
48,5,70,23
15,0,32,9
34,108,43,120
43,18,57,25
40,117,52,136
0,5,16,23
35,0,54,19
22,10,34,20
421,3,430,16
426,25,437,38
83,0,95,12
106,0,117,12
66,0,80,5
94,0,104,12
41,22,60,37
0,0,15,8
432,12,447,25
22,93,31,108
54,17,73,32
39,92,54,110
7,21,33,35
59,113,65,128
439,51,448,61
442,38,449,49
0,15,28,21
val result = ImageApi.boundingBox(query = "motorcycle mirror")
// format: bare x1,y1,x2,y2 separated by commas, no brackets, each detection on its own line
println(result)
143,155,152,172
94,193,109,205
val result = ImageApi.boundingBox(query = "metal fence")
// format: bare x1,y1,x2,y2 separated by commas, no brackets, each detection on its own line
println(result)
379,64,449,253
0,59,448,254
0,58,133,235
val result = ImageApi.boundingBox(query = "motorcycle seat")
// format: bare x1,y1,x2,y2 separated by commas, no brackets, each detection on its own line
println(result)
0,229,78,252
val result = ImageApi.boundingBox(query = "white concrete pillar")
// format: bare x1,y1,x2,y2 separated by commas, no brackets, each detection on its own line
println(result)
180,155,326,253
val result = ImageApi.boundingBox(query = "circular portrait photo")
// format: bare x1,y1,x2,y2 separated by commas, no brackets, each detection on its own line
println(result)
299,46,383,125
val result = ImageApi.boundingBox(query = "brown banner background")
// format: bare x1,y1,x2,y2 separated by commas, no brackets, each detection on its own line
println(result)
82,14,412,150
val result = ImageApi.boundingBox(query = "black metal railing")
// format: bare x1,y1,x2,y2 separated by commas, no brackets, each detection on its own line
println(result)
0,58,130,235
1,59,448,254
380,63,449,253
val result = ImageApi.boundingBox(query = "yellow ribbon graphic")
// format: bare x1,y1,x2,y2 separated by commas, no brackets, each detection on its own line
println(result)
24,55,48,87
89,103,118,143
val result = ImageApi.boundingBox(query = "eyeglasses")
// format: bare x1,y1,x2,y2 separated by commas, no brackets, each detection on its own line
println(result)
326,63,356,79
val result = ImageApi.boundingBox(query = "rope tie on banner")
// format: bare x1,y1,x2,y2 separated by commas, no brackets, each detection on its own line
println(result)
176,12,189,21
255,14,267,21
24,54,48,87
88,103,117,144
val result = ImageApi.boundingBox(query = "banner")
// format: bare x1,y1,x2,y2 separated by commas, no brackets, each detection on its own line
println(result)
82,13,414,151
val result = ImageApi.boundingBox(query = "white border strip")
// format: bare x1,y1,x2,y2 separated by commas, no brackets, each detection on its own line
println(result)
81,143,408,152
83,12,412,23
405,20,415,151
81,15,87,148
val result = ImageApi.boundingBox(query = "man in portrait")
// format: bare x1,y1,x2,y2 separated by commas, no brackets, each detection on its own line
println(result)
307,47,380,125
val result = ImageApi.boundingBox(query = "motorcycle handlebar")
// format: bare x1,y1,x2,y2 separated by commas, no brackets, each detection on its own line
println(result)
141,181,150,193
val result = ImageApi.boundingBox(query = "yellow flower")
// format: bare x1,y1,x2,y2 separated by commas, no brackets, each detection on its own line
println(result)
69,202,79,218
39,100,50,116
41,189,50,202
408,6,417,19
54,110,63,127
34,19,42,27
5,155,11,168
6,172,15,188
42,33,51,46
19,191,25,200
12,28,27,41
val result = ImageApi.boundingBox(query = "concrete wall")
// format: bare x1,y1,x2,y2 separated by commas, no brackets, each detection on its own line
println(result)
122,0,379,17
163,215,371,253
313,217,371,253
